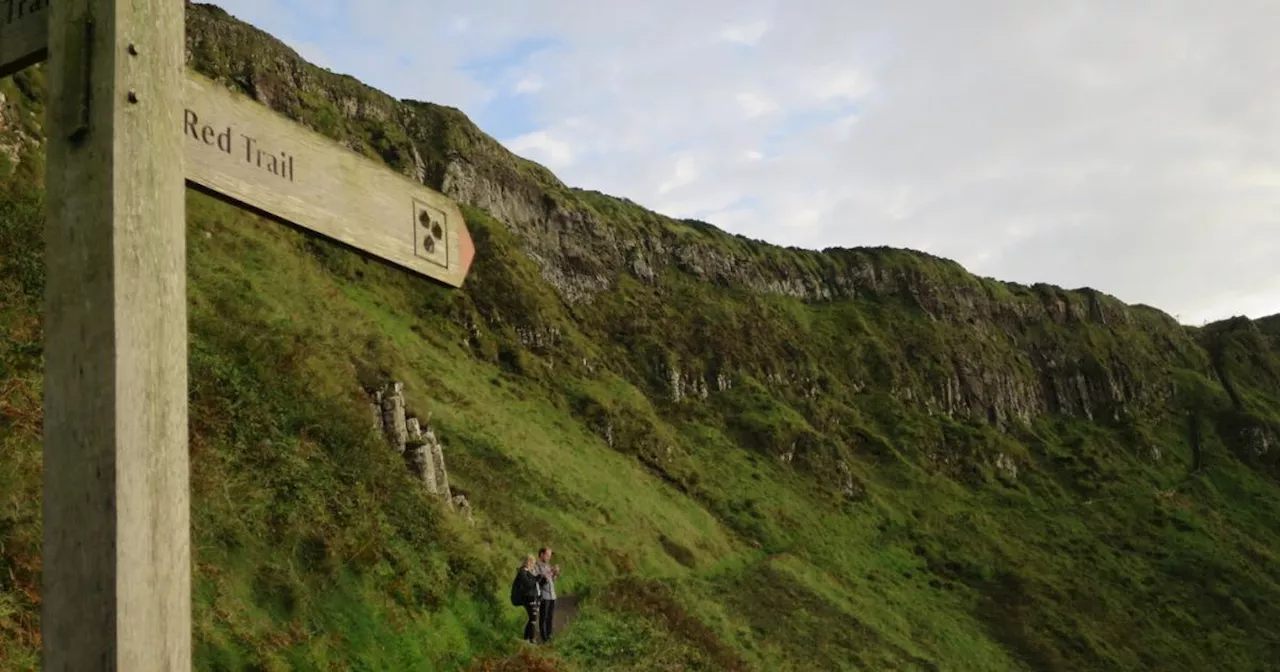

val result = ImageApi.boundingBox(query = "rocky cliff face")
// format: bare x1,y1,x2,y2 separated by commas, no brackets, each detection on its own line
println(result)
181,2,1225,435
4,9,1279,669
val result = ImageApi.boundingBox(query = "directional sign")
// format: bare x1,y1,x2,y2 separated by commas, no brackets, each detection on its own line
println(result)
183,72,475,287
0,0,47,78
2,7,475,287
7,1,480,667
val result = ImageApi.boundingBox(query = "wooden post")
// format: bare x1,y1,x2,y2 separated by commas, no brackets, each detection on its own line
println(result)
43,0,190,668
2,14,476,289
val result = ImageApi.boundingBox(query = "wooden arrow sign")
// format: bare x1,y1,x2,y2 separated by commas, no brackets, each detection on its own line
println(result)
0,0,47,78
11,2,479,665
2,5,475,287
183,72,475,287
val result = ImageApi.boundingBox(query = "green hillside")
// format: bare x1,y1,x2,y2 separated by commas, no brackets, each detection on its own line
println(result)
3,4,1280,670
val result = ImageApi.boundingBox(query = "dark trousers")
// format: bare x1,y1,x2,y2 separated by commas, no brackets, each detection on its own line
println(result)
539,598,556,641
523,600,539,642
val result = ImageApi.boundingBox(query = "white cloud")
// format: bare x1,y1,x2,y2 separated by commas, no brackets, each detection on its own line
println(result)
789,206,824,232
657,155,700,194
720,19,771,46
515,75,544,94
828,114,859,141
804,68,872,103
504,130,576,169
208,0,1280,323
735,92,779,119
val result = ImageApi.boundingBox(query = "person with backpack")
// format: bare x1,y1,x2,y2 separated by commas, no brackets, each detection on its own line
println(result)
510,554,541,643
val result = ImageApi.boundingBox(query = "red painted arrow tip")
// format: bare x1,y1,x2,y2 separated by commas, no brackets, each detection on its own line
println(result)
458,222,476,282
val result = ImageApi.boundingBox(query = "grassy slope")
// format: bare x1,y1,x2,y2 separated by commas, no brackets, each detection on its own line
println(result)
3,48,1280,672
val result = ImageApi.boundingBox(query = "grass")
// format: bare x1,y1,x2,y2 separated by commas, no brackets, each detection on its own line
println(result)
2,7,1280,669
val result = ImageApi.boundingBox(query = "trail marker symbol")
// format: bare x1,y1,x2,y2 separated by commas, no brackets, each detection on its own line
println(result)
4,5,475,287
415,200,451,267
2,3,476,667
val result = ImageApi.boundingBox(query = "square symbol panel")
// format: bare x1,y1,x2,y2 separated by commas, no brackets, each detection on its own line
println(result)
413,200,450,268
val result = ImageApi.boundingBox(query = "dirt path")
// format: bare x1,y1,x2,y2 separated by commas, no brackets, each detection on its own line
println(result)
545,594,580,642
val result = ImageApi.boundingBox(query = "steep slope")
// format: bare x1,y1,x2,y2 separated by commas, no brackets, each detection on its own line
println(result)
2,4,1279,670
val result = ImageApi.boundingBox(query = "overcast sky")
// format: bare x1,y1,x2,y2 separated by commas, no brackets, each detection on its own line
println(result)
213,0,1277,325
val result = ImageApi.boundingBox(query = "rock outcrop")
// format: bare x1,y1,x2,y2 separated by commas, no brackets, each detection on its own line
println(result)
376,383,409,454
1241,425,1274,458
180,2,1212,438
369,382,470,517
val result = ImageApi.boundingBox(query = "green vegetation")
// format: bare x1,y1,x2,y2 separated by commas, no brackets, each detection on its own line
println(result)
3,5,1280,670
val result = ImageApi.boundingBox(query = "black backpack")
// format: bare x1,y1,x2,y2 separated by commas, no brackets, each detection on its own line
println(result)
509,571,523,606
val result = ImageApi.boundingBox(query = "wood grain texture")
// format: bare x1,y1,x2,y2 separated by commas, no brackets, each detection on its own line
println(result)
0,0,47,77
183,72,475,287
43,0,191,669
4,16,475,287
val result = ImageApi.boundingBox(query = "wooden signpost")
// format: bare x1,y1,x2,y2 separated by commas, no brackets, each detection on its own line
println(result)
183,73,475,287
0,0,48,79
2,1,475,668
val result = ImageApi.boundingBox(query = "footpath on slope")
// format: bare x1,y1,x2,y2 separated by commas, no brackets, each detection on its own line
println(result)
546,594,580,643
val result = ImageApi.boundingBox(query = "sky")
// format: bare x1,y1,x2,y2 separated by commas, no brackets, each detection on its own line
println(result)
212,0,1278,325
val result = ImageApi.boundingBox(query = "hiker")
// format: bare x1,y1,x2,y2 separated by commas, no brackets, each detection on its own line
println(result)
512,554,542,643
534,546,561,643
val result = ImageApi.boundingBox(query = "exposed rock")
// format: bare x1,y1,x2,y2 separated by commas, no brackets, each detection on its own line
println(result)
409,144,427,184
715,373,733,392
630,250,656,283
182,1,1206,436
430,437,452,502
836,460,866,501
1242,426,1273,457
995,453,1019,481
517,325,562,351
0,91,28,171
452,495,473,522
0,141,20,171
337,96,358,118
406,441,439,494
663,363,714,404
367,382,464,510
379,383,408,454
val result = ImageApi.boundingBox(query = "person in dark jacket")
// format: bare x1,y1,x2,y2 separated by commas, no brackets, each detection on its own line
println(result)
514,555,541,642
